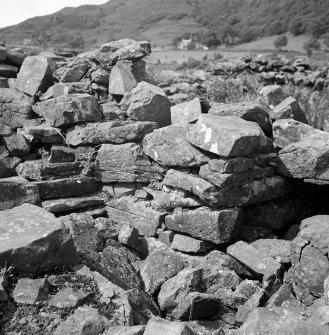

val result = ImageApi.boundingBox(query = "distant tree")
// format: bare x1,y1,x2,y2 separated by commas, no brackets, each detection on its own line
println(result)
323,33,329,50
31,29,51,49
218,25,236,47
307,18,325,38
172,36,182,48
240,28,258,43
303,38,321,57
69,35,85,50
273,35,288,51
289,18,305,36
201,31,220,48
187,41,196,50
267,20,285,36
52,29,69,46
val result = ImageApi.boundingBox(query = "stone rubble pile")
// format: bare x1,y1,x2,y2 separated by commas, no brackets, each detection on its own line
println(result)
1,39,329,334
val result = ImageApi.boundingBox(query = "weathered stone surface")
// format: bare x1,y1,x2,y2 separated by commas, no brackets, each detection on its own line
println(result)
143,124,209,167
52,82,91,97
170,98,202,124
251,239,291,264
112,42,151,63
0,88,34,128
15,56,53,97
0,46,6,61
185,115,272,157
100,39,150,53
66,121,157,146
227,241,282,279
0,204,77,272
120,81,171,128
289,215,329,305
104,326,145,335
165,207,243,245
95,143,164,183
16,160,82,180
0,76,8,88
209,101,272,136
48,287,87,308
22,124,63,144
33,176,98,200
13,278,49,304
273,97,308,123
277,137,329,181
141,244,186,294
53,306,109,335
158,267,203,312
273,118,327,149
0,177,40,210
109,60,138,95
33,94,103,128
58,58,90,83
107,197,166,236
0,124,14,137
266,283,295,307
0,157,21,178
235,280,259,299
6,48,26,66
144,317,196,335
171,234,211,254
49,145,75,163
91,68,109,86
4,133,31,157
259,85,287,107
118,224,141,252
0,64,18,77
42,196,104,214
273,318,328,335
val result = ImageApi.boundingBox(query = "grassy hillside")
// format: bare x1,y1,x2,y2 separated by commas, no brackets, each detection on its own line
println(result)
0,0,329,48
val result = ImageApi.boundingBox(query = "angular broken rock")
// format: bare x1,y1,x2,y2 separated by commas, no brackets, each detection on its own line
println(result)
33,94,103,128
104,326,146,335
118,224,141,252
0,203,77,272
4,133,31,157
57,58,90,83
109,60,138,95
13,278,49,304
0,88,34,128
49,145,75,163
141,244,186,294
209,101,272,136
22,124,63,144
185,114,272,157
259,85,287,107
15,55,53,97
165,207,243,245
171,234,211,254
251,239,291,264
142,124,210,167
48,287,87,308
120,81,171,128
0,176,40,210
144,317,196,335
16,160,82,180
273,97,308,124
66,121,157,146
170,98,202,124
95,143,164,183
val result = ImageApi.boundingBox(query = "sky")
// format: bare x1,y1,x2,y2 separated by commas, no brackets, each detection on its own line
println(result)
0,0,108,28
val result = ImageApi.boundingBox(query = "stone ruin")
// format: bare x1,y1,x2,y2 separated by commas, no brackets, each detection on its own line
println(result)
1,39,329,334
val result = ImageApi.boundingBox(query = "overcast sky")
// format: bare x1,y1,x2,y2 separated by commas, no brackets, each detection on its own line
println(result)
0,1,108,28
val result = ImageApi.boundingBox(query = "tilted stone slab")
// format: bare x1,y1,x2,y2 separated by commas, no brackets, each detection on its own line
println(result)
142,124,210,167
273,97,308,124
16,160,82,181
259,85,287,108
185,114,273,157
165,207,243,245
0,204,77,272
33,94,103,128
66,121,157,146
170,98,202,124
209,101,272,136
0,177,40,210
15,55,53,97
22,124,63,144
95,143,164,183
0,88,34,128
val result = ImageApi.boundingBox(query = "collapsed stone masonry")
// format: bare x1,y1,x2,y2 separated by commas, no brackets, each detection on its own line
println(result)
1,39,329,334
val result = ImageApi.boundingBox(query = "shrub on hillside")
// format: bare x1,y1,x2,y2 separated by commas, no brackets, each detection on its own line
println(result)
289,18,305,36
176,57,202,70
303,38,321,57
273,35,288,51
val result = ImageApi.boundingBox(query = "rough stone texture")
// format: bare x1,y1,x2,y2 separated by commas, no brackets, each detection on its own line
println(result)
274,318,328,335
251,239,291,264
22,125,63,144
209,101,272,136
118,224,141,252
95,143,164,183
109,60,138,95
15,56,54,97
0,64,18,77
107,197,167,236
142,124,209,167
66,121,158,146
49,145,75,163
273,97,308,123
0,124,14,137
6,48,26,66
289,215,329,305
33,176,98,200
0,157,22,178
33,94,103,128
227,241,282,279
158,267,203,312
58,58,90,83
144,317,196,335
48,287,87,308
0,176,40,210
259,85,287,107
16,160,82,180
91,69,109,86
120,81,171,128
170,98,202,124
273,118,327,149
185,115,272,157
0,204,77,272
171,234,211,254
104,326,146,335
13,278,49,304
165,207,243,245
277,137,329,181
141,244,186,294
266,284,295,307
53,306,109,335
4,133,31,157
0,88,34,128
